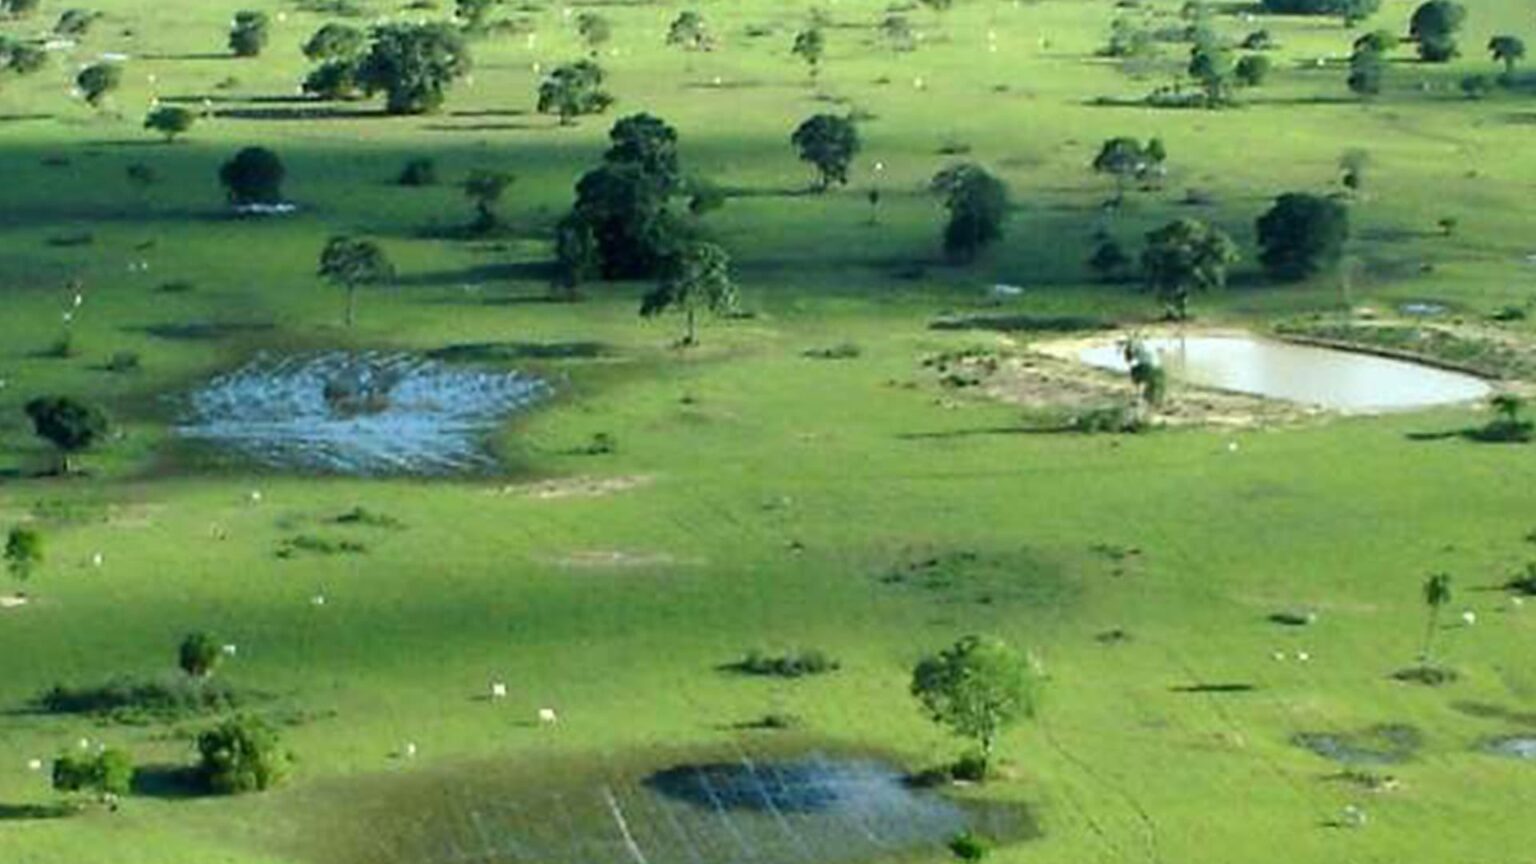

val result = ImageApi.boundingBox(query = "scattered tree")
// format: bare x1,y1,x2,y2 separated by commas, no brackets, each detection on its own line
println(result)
1347,42,1386,97
910,635,1038,778
792,27,825,83
75,63,121,108
229,11,270,58
1255,193,1350,281
24,396,108,474
1140,218,1239,319
303,60,362,100
462,169,513,233
318,236,394,327
605,113,681,194
179,632,222,678
1339,148,1370,191
666,10,712,66
1187,41,1232,106
219,147,285,205
455,0,496,33
4,526,42,581
880,15,916,53
196,715,289,794
536,60,613,125
1408,0,1465,63
357,22,472,114
397,157,437,186
791,114,859,191
640,240,737,346
1091,137,1161,204
576,12,611,56
1488,35,1525,78
0,36,47,74
1420,572,1451,663
932,163,1009,263
144,106,195,142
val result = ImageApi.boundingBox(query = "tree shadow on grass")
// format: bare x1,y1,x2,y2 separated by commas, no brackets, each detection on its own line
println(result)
897,426,1065,441
396,261,555,287
419,122,541,132
212,106,388,122
130,322,277,341
138,52,232,61
0,113,54,123
0,802,76,821
161,94,313,106
1407,423,1532,444
131,765,207,800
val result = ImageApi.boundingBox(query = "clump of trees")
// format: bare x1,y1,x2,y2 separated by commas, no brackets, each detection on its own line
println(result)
53,747,134,806
1348,30,1392,97
1255,193,1350,281
1140,218,1239,319
931,163,1010,263
791,114,859,191
24,396,109,474
911,635,1039,779
229,11,269,58
536,60,613,125
1260,0,1380,27
666,10,713,68
1409,0,1466,63
1091,136,1166,204
301,23,367,99
220,147,285,205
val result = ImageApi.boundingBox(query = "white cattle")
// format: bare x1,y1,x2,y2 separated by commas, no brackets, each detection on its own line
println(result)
403,742,417,758
1295,651,1311,662
221,643,238,656
90,552,103,568
1461,610,1477,626
27,758,42,771
538,708,559,725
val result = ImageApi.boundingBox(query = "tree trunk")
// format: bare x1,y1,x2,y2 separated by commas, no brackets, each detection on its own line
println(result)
684,307,697,346
346,284,356,328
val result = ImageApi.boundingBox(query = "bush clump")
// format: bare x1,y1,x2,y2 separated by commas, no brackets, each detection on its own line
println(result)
730,648,840,678
39,676,243,723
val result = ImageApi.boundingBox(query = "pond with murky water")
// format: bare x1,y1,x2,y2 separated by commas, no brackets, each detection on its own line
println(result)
174,352,547,475
1077,335,1490,412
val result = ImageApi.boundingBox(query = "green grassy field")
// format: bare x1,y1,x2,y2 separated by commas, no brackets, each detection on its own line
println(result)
2,0,1536,861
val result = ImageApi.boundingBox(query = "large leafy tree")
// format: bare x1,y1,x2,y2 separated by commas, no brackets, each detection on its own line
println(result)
1347,41,1386,96
1140,218,1239,320
640,241,737,346
665,11,711,53
229,10,269,58
53,748,134,803
604,113,680,194
536,60,613,125
1409,0,1466,63
303,23,366,62
1255,193,1350,281
1489,36,1525,77
75,62,120,108
318,236,394,327
911,635,1039,777
24,396,108,474
932,163,1010,263
791,114,859,191
179,632,223,678
1091,137,1158,203
144,106,195,142
357,23,472,114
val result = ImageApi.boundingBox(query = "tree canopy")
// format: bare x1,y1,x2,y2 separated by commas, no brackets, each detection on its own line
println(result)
911,635,1038,774
219,147,285,205
1140,218,1239,320
640,240,737,345
75,63,121,107
318,236,394,327
229,10,269,58
1255,193,1350,281
24,396,108,473
357,23,472,114
932,163,1010,263
144,106,195,142
536,60,614,125
303,23,366,62
197,715,289,794
1409,0,1466,63
4,526,42,581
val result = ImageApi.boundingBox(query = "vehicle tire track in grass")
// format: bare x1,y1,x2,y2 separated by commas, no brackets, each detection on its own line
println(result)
1036,714,1138,864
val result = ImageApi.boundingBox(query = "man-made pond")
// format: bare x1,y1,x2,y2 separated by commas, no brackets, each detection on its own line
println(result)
283,750,1034,864
1077,335,1491,412
174,352,547,475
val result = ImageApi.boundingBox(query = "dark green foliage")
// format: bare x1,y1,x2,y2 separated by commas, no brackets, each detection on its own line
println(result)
53,748,133,799
24,396,108,473
1489,35,1525,76
1348,43,1386,96
75,63,121,107
1141,218,1238,319
911,635,1038,774
948,830,991,861
641,240,736,345
106,351,141,373
560,114,690,281
357,22,472,114
277,534,368,556
179,632,222,679
1505,561,1536,595
931,163,1010,263
54,8,99,36
0,37,46,74
303,23,366,61
1469,394,1532,442
40,676,242,721
455,0,496,32
2,0,42,18
1420,572,1452,662
791,114,859,190
4,526,42,580
792,27,825,80
536,60,613,125
397,157,437,186
1256,193,1350,281
1234,54,1270,87
1103,18,1153,58
144,106,195,141
303,60,362,100
196,715,289,794
665,10,711,52
730,649,840,678
1261,0,1379,17
219,147,285,205
1187,41,1232,106
1091,136,1163,200
318,236,394,326
333,506,403,528
685,175,726,216
1240,30,1274,51
605,113,681,194
1073,403,1148,434
1089,238,1131,281
1459,73,1493,99
1409,1,1465,63
229,11,269,57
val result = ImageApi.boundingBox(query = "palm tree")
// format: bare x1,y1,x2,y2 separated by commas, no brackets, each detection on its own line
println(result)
1420,572,1452,663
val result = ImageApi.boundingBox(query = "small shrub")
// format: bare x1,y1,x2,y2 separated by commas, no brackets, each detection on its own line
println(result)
948,830,991,861
125,163,158,186
196,715,289,794
106,351,140,373
731,648,840,678
951,751,989,782
44,332,77,359
397,157,438,186
752,711,802,730
1392,665,1459,686
1490,305,1527,323
1072,403,1146,434
803,342,862,360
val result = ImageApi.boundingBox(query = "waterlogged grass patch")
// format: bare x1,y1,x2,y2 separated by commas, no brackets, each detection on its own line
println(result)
279,745,1037,864
174,352,548,475
877,548,1078,609
1294,724,1424,766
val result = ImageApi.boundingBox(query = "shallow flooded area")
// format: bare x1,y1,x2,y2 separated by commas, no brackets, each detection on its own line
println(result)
1077,335,1490,412
174,352,547,475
